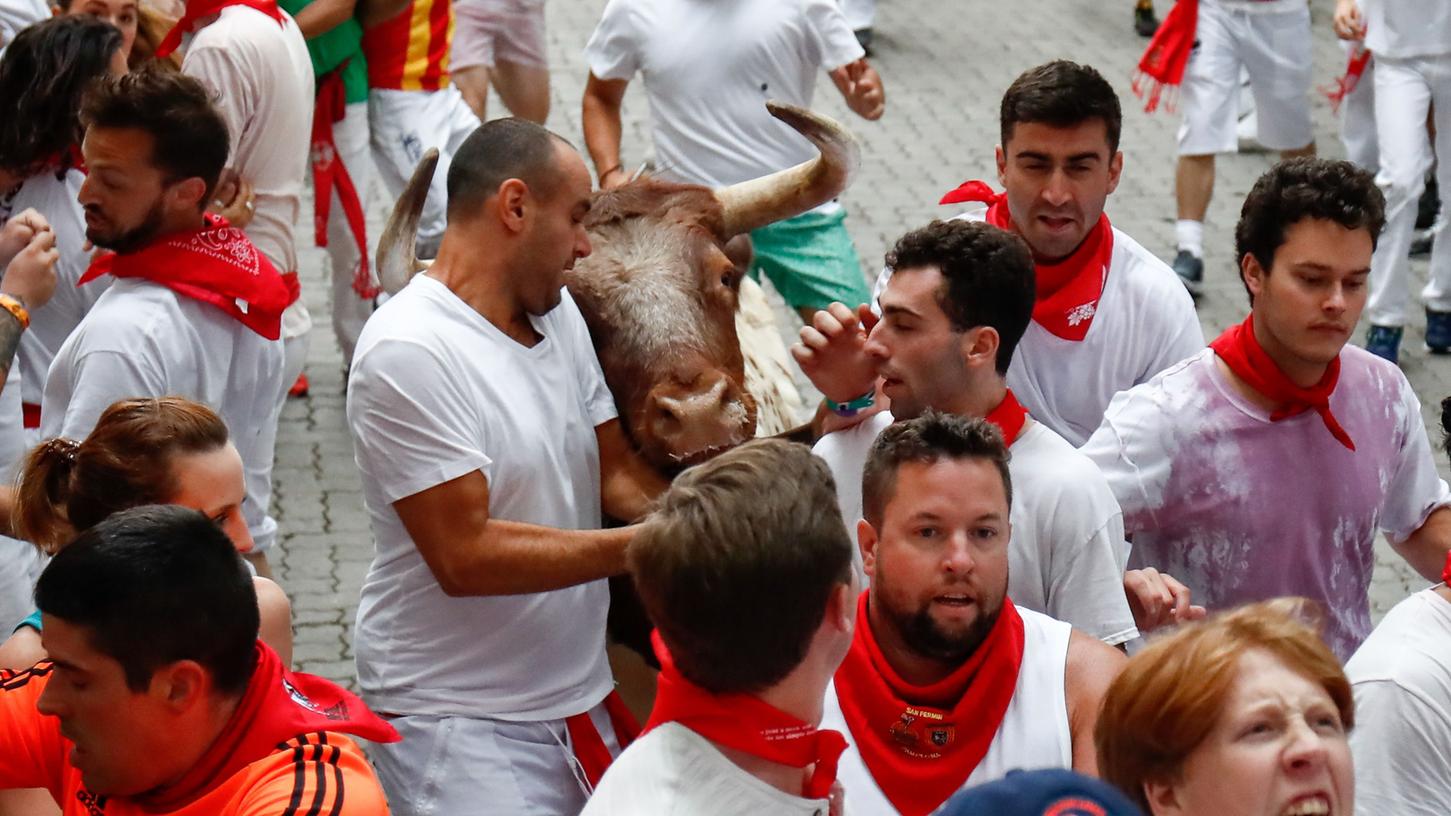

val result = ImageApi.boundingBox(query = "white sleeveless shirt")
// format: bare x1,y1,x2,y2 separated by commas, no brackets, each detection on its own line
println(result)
820,605,1073,815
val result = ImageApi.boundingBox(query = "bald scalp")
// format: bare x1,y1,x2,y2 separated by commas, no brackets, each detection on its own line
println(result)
445,117,573,220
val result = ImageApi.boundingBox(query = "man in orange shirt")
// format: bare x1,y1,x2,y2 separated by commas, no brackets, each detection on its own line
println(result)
0,505,397,815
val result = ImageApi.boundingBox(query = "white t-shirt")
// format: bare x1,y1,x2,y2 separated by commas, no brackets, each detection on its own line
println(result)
581,722,836,816
183,6,314,277
585,0,864,189
873,211,1204,446
812,410,1137,645
0,0,47,54
821,605,1073,815
347,275,618,721
2,168,111,411
1360,0,1451,59
40,277,286,550
1346,588,1451,816
1082,347,1451,660
1206,0,1303,14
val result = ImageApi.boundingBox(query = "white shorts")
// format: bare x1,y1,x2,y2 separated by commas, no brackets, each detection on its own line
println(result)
451,0,547,72
368,87,481,257
370,700,624,816
1177,0,1314,155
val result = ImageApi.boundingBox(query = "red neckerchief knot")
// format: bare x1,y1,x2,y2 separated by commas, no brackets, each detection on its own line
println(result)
154,0,285,58
1210,314,1356,451
984,389,1029,446
832,592,1026,816
78,214,294,340
644,630,847,801
133,641,398,812
938,180,1113,341
1133,0,1200,112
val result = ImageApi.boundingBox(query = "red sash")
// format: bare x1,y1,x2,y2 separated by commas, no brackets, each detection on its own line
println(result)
154,0,285,58
645,631,847,800
1209,315,1355,451
311,63,379,301
1133,0,1200,112
939,181,1113,341
984,389,1028,446
133,641,399,811
563,691,640,788
833,592,1025,816
1322,45,1373,114
78,215,296,341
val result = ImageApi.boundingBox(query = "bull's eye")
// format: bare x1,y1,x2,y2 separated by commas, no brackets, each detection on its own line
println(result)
721,273,735,289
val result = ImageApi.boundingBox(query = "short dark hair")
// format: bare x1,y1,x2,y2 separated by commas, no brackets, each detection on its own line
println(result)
862,411,1013,527
79,65,230,202
446,117,570,219
885,219,1036,375
1001,60,1122,154
35,505,260,696
1235,158,1386,302
629,439,854,694
0,16,123,176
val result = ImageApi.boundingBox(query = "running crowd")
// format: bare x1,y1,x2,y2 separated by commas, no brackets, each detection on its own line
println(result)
0,0,1446,814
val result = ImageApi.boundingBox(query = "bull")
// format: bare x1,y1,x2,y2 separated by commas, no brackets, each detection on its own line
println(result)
376,102,859,472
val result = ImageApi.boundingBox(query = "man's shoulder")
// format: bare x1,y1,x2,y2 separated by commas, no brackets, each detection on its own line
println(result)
1010,423,1119,505
812,411,892,464
1105,226,1199,315
230,733,388,815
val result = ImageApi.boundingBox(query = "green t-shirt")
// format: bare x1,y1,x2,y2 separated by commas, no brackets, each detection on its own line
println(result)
276,0,370,104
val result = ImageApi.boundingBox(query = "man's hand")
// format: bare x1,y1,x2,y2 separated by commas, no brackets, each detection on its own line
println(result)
1333,0,1365,40
830,59,885,121
0,208,50,269
791,302,880,403
2,224,58,311
208,170,257,229
599,166,629,190
1124,567,1206,633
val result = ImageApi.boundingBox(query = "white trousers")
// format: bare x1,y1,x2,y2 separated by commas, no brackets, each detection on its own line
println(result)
1365,53,1451,327
371,700,623,816
324,101,377,365
368,87,482,259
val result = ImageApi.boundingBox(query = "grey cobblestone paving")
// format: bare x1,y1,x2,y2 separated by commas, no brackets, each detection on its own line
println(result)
274,0,1446,684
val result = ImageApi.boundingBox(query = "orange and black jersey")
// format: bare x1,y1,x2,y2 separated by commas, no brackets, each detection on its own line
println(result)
0,665,390,815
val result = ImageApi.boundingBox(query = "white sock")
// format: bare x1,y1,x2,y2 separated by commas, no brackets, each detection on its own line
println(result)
1176,220,1204,258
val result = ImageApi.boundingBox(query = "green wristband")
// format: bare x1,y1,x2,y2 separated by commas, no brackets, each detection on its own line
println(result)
826,390,875,418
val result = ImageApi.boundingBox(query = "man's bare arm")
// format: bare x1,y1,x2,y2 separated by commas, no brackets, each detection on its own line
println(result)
1392,505,1451,583
597,419,669,523
1065,629,1127,777
357,0,408,30
293,0,358,39
393,470,634,597
582,73,630,188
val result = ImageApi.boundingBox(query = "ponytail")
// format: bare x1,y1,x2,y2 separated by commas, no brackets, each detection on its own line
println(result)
14,437,82,554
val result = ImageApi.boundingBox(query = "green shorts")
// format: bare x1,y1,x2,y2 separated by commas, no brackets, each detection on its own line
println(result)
748,207,872,312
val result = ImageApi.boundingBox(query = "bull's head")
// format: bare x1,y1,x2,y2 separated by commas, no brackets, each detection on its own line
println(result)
377,102,859,471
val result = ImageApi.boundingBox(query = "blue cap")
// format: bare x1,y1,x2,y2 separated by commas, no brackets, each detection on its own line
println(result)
934,769,1143,816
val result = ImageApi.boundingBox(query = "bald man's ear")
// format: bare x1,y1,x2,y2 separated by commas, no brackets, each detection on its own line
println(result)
496,178,530,233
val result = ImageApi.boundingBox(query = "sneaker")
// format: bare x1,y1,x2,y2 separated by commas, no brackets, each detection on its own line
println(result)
1426,309,1451,354
1411,231,1433,257
1172,250,1203,298
1365,324,1403,364
1134,1,1159,36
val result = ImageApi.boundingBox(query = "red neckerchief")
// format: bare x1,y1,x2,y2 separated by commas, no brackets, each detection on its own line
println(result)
78,214,295,341
832,592,1025,816
1442,549,1451,585
1133,0,1200,112
133,641,399,812
1210,314,1355,451
984,389,1029,446
563,691,640,788
939,181,1113,341
1322,45,1373,113
154,0,285,57
311,62,379,301
644,630,847,800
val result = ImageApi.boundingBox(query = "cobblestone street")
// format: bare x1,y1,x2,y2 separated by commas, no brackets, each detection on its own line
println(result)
273,0,1448,685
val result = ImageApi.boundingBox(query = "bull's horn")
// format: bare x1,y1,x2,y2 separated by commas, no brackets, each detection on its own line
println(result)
376,148,439,295
715,102,860,238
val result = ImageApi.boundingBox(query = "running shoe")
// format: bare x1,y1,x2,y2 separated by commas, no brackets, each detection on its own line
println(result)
1365,324,1403,364
1426,310,1451,354
1172,250,1203,298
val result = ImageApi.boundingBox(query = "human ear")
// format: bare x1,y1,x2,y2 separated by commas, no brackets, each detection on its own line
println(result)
960,326,999,371
1143,778,1186,816
155,660,209,711
1106,150,1124,195
1241,252,1267,301
857,518,879,579
171,177,208,213
995,145,1008,188
495,179,530,233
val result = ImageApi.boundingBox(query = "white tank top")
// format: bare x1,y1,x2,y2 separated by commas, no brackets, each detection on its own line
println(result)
820,606,1073,815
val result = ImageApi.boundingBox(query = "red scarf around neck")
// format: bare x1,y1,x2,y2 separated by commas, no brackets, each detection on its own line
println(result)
644,630,847,801
939,181,1113,341
984,388,1029,446
832,592,1025,816
154,0,285,58
134,641,399,812
1133,0,1200,112
1209,314,1355,451
78,214,296,341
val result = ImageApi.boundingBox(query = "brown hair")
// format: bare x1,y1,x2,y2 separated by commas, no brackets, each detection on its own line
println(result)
629,438,853,694
861,411,1012,527
1095,599,1354,812
15,397,230,554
